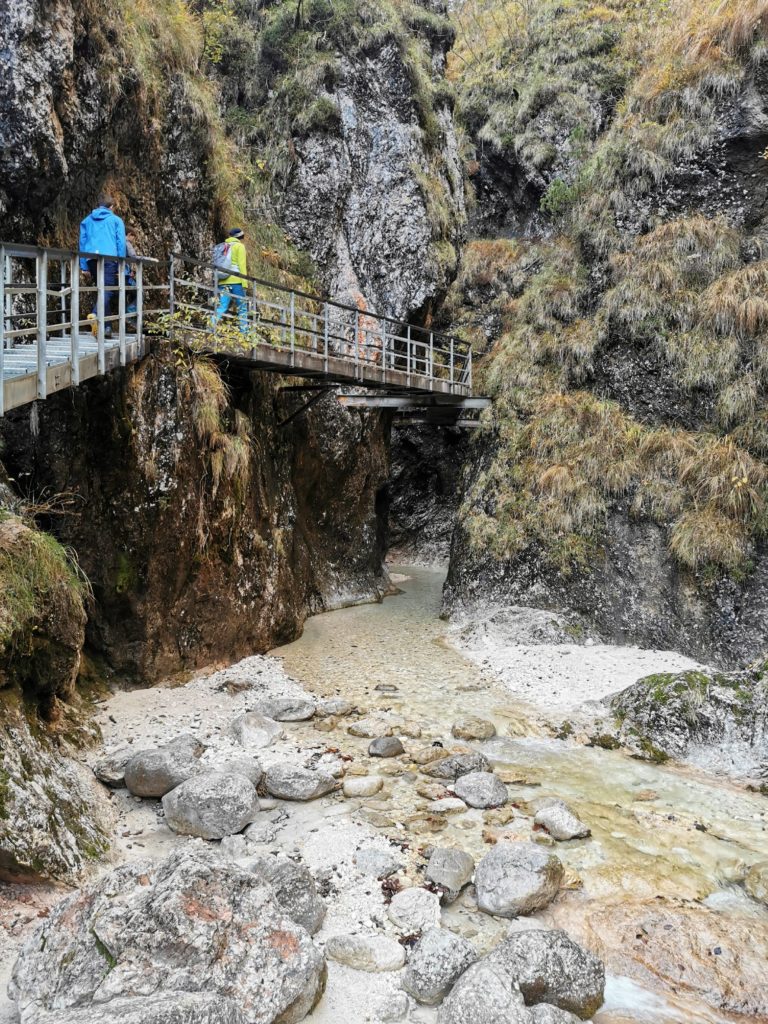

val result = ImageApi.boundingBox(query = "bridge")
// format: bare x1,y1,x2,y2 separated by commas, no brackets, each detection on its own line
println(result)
0,243,487,425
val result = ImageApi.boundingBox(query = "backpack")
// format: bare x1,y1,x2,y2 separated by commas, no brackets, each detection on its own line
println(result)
212,241,235,281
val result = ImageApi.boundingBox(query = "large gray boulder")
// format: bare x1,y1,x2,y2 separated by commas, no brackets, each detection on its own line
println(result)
530,1006,584,1024
24,993,245,1023
422,752,491,780
534,801,590,842
426,847,475,901
402,927,477,1005
124,734,204,798
9,846,326,1024
250,856,326,935
436,962,530,1024
486,930,605,1018
162,772,259,840
265,764,338,801
454,771,508,809
253,697,316,722
217,757,263,787
230,712,284,750
474,842,563,918
92,748,133,788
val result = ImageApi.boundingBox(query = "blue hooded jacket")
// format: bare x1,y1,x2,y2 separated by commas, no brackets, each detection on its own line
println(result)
79,206,126,271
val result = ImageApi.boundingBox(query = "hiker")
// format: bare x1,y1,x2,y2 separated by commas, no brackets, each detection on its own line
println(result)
211,228,249,334
79,194,126,338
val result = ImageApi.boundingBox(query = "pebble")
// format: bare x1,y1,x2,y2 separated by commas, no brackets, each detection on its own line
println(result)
426,847,475,901
429,797,467,815
343,776,384,798
451,717,497,741
369,737,405,758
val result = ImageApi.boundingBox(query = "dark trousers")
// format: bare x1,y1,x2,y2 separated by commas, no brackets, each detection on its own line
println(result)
87,260,119,330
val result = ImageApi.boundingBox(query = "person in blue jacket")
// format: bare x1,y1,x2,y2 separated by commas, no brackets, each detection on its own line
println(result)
79,194,126,337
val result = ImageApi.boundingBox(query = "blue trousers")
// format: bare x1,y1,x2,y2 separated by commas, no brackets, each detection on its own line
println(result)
87,259,119,327
213,283,248,333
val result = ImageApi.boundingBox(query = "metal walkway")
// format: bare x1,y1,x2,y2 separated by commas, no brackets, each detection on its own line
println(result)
1,243,482,418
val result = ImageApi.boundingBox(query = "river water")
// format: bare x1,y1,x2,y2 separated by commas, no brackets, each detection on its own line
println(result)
278,565,768,1024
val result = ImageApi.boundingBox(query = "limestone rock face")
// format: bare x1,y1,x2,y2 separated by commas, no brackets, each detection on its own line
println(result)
162,772,260,840
486,930,605,1018
124,735,205,799
9,846,326,1024
474,843,564,918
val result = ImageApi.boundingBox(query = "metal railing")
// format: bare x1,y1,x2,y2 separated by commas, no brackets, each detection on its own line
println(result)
0,241,473,415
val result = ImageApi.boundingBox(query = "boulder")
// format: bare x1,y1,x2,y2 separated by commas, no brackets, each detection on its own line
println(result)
422,752,491,780
376,992,412,1022
264,764,337,801
354,846,403,878
316,698,354,718
343,775,383,798
217,757,263,787
124,734,204,799
452,717,497,741
745,860,768,904
254,697,316,722
486,929,605,1018
230,712,284,750
388,887,441,933
9,846,326,1024
402,927,477,1004
437,962,530,1024
454,771,508,809
15,993,245,1023
474,842,563,918
530,1006,584,1023
534,801,590,842
250,856,325,935
426,847,475,901
162,772,259,840
369,737,405,758
92,748,132,788
325,933,406,972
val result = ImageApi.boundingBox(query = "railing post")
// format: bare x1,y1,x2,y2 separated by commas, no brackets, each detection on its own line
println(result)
354,308,360,380
0,246,5,417
70,255,80,385
37,249,48,400
289,290,295,366
468,348,472,392
118,258,126,365
449,338,455,392
96,257,105,375
168,255,176,348
429,331,434,381
135,260,144,351
406,324,411,387
381,319,387,373
59,259,67,338
323,302,329,373
251,279,258,339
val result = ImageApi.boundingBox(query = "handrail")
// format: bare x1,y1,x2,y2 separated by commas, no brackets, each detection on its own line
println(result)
0,241,159,265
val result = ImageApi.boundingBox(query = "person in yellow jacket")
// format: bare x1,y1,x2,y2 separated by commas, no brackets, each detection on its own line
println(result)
212,227,249,333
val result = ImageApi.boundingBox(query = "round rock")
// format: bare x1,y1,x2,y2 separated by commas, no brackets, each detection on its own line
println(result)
264,763,337,801
402,927,477,1004
369,736,405,758
426,847,475,902
325,933,406,972
217,757,263,787
230,712,284,750
454,771,508,809
162,772,259,840
124,735,205,799
388,887,441,933
534,800,590,841
93,748,133,788
254,696,316,721
474,842,564,918
452,717,497,741
422,752,491,780
343,775,383,798
354,846,403,878
436,961,529,1024
486,929,605,1018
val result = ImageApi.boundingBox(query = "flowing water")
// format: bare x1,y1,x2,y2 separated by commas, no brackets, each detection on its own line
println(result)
277,565,768,1024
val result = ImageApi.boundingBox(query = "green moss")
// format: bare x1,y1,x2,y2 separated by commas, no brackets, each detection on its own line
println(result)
556,720,574,740
114,552,138,596
92,931,118,970
589,733,620,750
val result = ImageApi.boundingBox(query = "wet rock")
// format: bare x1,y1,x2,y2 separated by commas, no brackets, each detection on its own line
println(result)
452,718,497,741
745,860,768,904
264,764,337,801
369,737,405,758
486,929,605,1018
254,697,316,722
250,856,326,935
325,933,406,972
429,798,467,815
402,927,478,1005
230,712,284,750
534,801,590,842
92,748,132,788
436,961,530,1024
454,772,508,809
475,842,564,918
412,746,446,766
422,751,491,780
530,1006,584,1024
317,698,354,718
9,845,325,1024
217,757,263,787
426,847,475,901
354,846,403,878
343,775,383,798
402,721,423,739
162,772,260,840
124,735,205,799
388,887,441,933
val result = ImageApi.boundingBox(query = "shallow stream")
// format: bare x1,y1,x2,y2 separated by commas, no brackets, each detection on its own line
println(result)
278,565,768,1024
